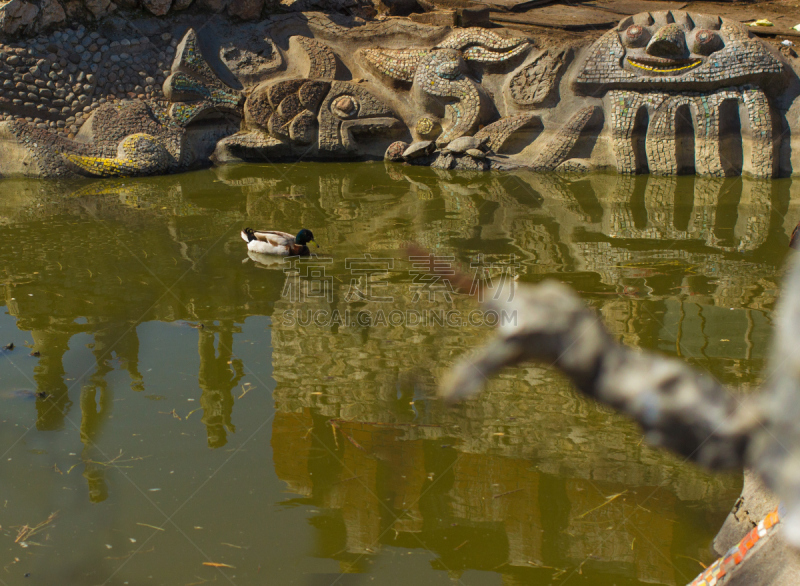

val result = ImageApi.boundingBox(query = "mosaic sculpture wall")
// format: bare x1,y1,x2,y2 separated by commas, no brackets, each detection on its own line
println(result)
0,9,796,178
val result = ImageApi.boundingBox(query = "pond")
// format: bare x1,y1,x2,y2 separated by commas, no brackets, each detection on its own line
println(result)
0,163,795,586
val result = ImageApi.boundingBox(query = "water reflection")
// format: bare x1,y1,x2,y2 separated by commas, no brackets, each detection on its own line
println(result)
0,165,797,585
198,322,242,449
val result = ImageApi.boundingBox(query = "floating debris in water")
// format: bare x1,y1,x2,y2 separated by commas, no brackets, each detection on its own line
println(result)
14,512,58,545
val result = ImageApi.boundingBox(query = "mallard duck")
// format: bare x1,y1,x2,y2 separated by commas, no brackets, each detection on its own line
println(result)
241,228,318,256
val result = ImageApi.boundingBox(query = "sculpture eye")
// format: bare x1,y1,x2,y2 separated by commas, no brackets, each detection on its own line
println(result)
692,29,722,55
622,24,650,48
332,95,359,118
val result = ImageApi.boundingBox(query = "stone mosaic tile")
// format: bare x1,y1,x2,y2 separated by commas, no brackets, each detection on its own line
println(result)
361,28,530,146
474,112,541,153
509,48,570,107
65,132,173,177
575,11,785,93
531,106,601,170
295,36,338,79
608,85,774,178
688,505,783,586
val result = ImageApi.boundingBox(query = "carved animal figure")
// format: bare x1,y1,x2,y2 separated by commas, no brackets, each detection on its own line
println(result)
159,31,403,163
362,29,530,146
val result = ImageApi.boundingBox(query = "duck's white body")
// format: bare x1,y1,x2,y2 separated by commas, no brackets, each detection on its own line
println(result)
241,229,310,256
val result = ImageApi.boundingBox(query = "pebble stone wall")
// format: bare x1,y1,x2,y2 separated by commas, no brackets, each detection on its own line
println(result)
0,25,177,137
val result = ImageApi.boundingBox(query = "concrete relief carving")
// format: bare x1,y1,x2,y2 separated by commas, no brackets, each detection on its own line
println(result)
574,11,787,179
508,48,571,108
0,10,794,179
362,28,530,146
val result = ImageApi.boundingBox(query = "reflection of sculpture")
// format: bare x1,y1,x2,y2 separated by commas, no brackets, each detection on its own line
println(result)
198,324,243,449
1,164,795,584
79,356,113,504
269,400,735,583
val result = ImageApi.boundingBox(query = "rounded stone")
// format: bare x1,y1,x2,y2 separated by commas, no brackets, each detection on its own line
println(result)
385,141,409,162
332,95,359,118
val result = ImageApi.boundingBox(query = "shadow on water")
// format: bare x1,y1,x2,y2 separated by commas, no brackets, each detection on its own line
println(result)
0,162,797,585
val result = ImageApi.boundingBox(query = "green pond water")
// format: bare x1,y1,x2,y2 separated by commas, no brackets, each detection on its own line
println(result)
0,162,795,586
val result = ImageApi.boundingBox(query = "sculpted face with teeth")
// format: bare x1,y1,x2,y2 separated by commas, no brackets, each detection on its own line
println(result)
621,18,722,75
574,11,785,92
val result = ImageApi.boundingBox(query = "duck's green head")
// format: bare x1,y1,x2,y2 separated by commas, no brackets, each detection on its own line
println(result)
296,229,318,247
